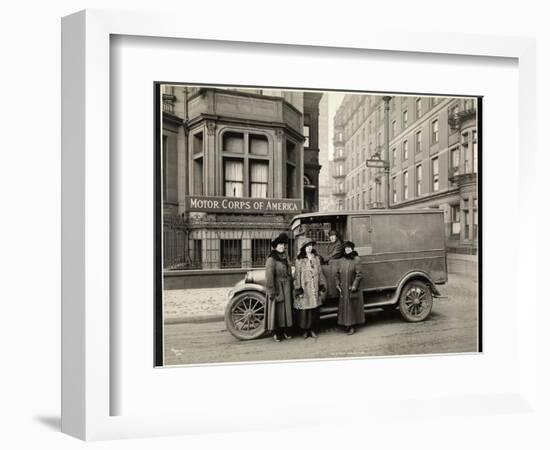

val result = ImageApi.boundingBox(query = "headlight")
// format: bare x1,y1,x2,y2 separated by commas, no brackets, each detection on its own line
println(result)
244,271,253,283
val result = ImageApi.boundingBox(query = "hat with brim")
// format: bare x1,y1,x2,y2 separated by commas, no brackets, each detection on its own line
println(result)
299,238,316,252
343,240,356,250
271,232,289,249
329,229,338,236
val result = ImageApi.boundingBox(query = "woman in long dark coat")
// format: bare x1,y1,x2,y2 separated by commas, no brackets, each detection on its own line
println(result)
336,241,365,335
293,239,327,339
265,233,293,342
324,229,344,297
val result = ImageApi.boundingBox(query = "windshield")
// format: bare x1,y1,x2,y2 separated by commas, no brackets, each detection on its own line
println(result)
291,218,345,261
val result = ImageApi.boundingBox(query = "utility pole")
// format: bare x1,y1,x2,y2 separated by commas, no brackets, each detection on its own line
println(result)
382,96,392,209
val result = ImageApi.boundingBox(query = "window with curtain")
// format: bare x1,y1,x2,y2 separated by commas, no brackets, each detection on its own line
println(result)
432,157,439,192
451,147,460,177
416,131,422,153
416,164,422,196
451,204,461,237
432,119,439,144
303,125,310,148
403,170,409,200
250,161,268,198
224,159,244,197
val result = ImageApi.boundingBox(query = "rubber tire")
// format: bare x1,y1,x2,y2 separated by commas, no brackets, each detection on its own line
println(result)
225,291,267,340
398,280,433,322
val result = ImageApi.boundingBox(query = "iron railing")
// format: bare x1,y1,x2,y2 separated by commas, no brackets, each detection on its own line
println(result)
162,218,341,270
163,218,298,271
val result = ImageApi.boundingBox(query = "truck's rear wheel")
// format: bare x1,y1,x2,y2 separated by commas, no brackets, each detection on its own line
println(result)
398,280,433,322
225,291,267,340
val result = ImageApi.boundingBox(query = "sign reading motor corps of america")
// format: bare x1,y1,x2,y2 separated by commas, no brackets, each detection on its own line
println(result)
185,195,302,214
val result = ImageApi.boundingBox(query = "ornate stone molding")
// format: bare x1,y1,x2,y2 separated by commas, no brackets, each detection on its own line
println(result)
206,121,216,136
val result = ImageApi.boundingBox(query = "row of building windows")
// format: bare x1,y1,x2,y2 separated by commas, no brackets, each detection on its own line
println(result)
390,158,438,203
335,133,477,198
340,115,476,175
342,129,476,184
180,238,283,269
339,96,475,143
191,130,300,199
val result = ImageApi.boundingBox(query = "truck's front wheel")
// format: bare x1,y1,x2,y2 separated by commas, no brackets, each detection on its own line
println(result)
398,280,433,322
225,292,267,340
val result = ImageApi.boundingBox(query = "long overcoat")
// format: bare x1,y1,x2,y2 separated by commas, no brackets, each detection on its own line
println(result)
265,251,293,331
336,253,365,327
293,253,327,310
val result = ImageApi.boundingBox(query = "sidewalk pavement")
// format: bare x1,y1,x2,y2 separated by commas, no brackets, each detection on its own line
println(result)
163,287,232,324
163,273,477,325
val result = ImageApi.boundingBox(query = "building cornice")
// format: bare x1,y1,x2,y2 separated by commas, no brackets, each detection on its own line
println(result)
187,114,306,143
189,87,304,118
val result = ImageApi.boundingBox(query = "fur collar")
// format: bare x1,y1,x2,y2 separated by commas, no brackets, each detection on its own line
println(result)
268,250,289,264
297,248,319,260
343,251,358,259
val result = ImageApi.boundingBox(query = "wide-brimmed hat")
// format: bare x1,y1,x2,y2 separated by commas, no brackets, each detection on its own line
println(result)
299,238,316,252
343,240,356,250
270,232,289,249
329,229,339,236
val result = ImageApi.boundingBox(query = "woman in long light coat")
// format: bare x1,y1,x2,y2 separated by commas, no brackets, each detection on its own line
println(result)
336,241,365,335
293,239,327,339
265,233,293,342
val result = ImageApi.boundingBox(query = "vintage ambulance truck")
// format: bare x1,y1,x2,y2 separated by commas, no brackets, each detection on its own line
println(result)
225,209,447,340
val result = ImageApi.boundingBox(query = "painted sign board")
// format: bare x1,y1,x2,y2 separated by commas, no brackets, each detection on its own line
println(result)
365,159,389,168
185,195,302,214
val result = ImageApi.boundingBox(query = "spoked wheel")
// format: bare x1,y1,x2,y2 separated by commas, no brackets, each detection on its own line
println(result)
398,280,433,322
224,291,267,340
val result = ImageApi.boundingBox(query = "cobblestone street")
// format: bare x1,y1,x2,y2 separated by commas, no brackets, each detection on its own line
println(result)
163,273,479,365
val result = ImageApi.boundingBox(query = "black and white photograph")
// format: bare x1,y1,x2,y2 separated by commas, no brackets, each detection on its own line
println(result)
156,84,480,366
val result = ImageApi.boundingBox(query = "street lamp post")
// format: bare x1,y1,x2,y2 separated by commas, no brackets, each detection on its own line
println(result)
382,96,392,209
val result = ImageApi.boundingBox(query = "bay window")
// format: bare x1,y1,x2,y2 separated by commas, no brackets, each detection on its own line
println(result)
250,161,268,198
224,159,244,197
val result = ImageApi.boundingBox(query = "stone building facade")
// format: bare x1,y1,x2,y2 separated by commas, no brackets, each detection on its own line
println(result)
330,94,479,255
161,86,322,278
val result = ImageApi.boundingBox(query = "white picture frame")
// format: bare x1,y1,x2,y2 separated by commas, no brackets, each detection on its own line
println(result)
61,9,538,441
